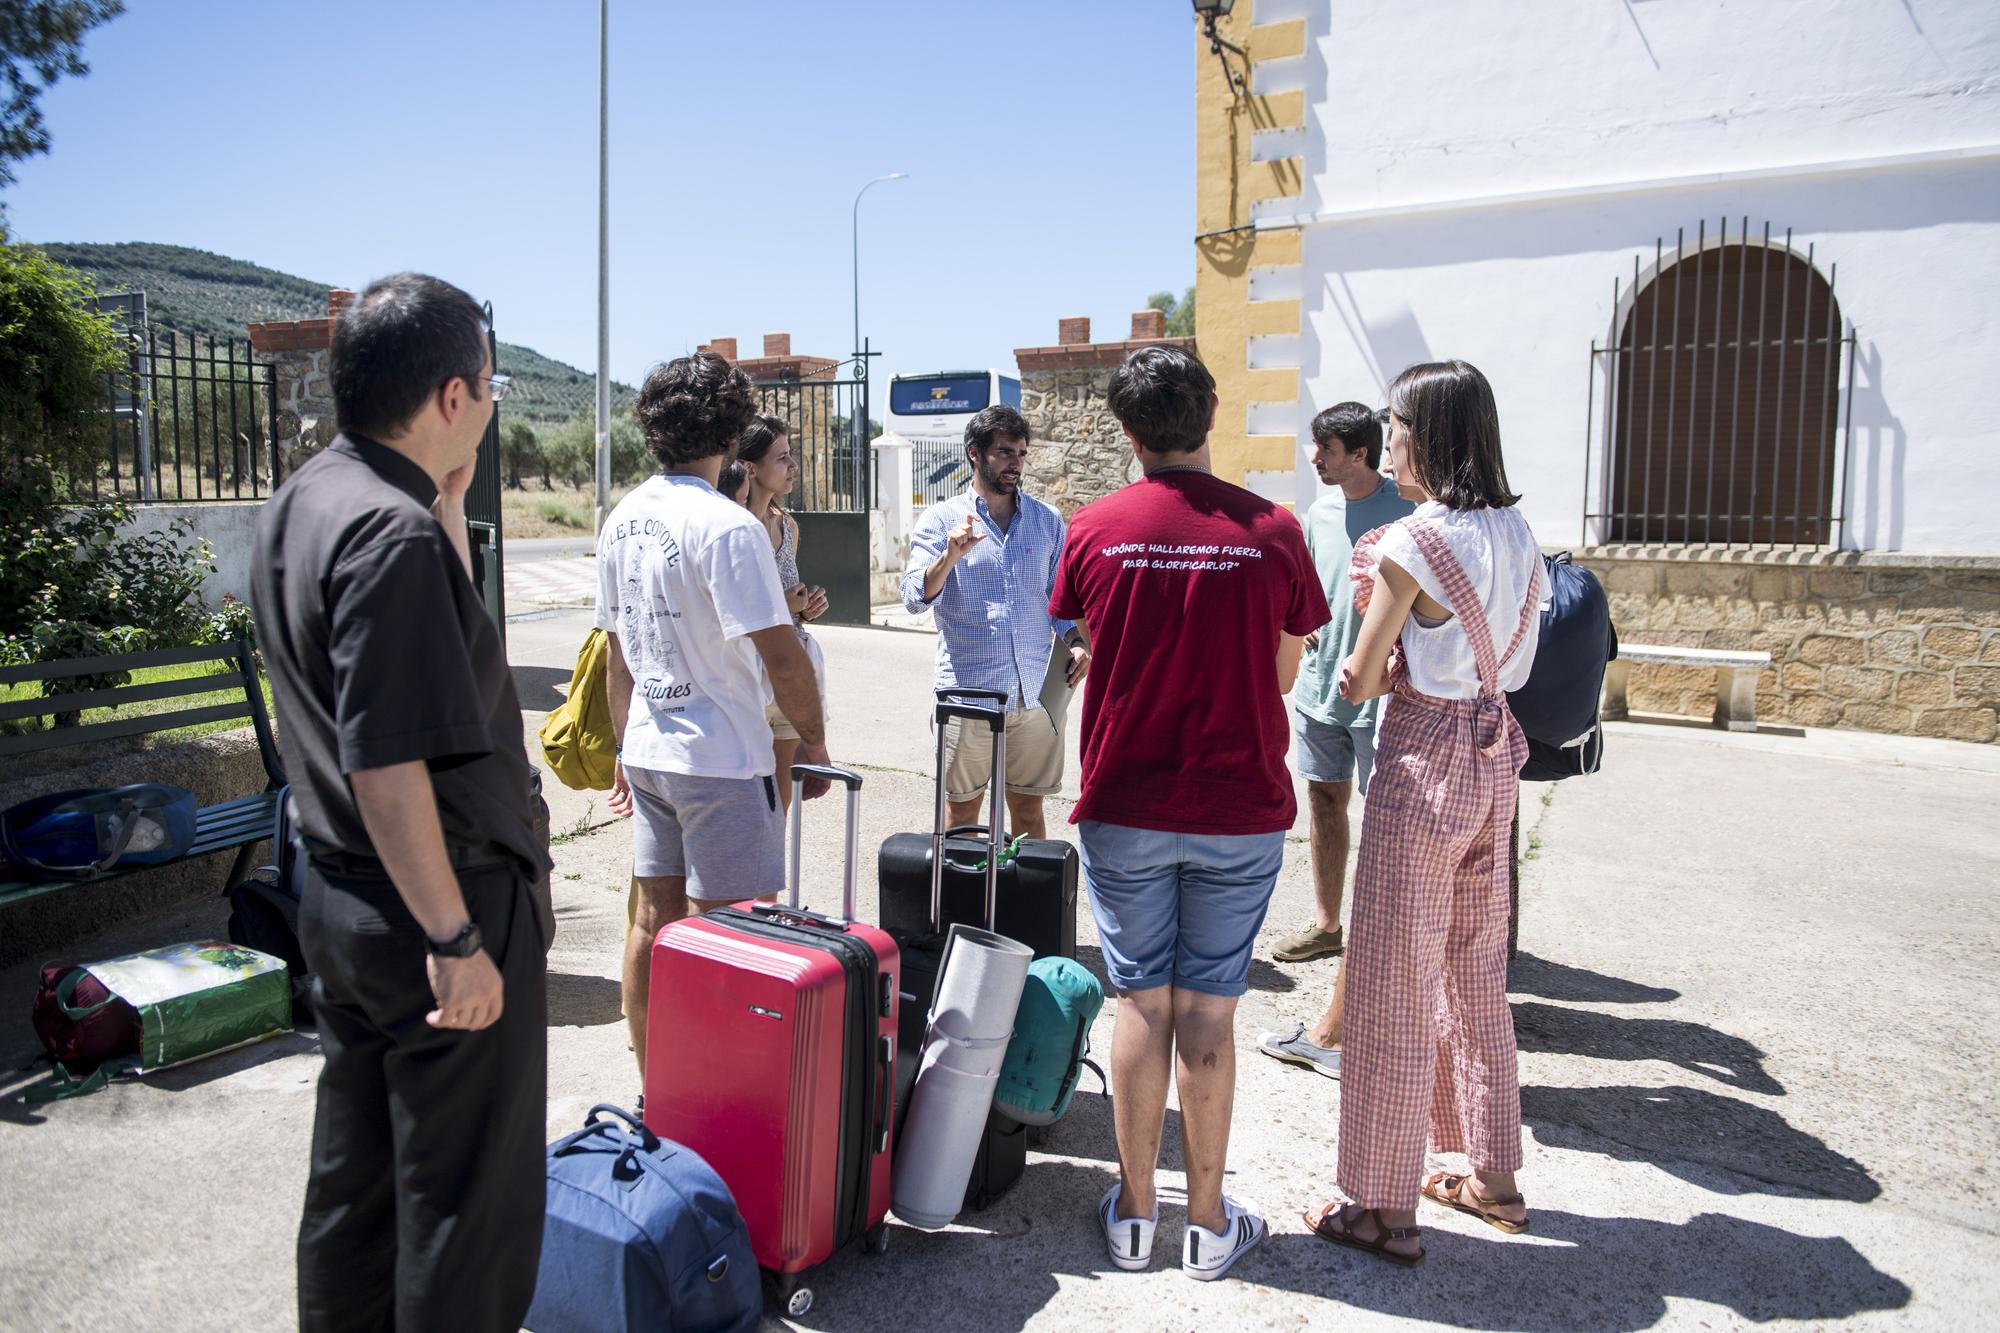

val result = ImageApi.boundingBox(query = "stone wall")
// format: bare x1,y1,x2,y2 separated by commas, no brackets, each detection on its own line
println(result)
1577,547,2000,744
1015,313,1189,519
0,728,272,965
247,287,348,474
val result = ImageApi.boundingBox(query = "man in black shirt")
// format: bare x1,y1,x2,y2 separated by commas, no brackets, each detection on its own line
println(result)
252,272,550,1332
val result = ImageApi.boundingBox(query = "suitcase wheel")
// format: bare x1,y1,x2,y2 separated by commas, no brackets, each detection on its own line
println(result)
776,1272,813,1318
863,1221,890,1256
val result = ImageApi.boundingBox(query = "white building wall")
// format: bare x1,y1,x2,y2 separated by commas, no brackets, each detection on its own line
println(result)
1286,0,2000,554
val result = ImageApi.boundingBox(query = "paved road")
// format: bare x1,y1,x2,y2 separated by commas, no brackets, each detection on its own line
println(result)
507,535,596,562
2,608,1993,1329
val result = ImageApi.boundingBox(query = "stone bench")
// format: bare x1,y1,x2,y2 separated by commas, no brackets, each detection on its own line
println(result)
1602,644,1773,733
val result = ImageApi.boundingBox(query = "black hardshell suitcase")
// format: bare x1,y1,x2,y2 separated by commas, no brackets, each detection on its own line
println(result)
886,695,1030,1212
879,688,1079,961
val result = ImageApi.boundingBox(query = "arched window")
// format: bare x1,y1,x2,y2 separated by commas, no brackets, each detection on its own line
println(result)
1603,222,1847,546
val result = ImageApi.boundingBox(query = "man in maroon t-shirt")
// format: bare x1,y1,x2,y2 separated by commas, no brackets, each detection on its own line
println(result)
1049,346,1330,1281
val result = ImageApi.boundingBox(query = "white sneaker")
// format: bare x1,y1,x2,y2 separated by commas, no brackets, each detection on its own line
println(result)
1258,1023,1342,1079
1182,1195,1266,1281
1099,1184,1158,1271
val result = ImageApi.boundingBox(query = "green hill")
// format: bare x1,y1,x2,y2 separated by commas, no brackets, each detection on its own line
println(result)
35,241,633,428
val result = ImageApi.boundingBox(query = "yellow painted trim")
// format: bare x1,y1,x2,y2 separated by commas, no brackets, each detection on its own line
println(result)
1247,299,1301,336
1241,368,1298,402
1212,435,1301,481
1249,19,1305,62
1249,231,1300,266
1247,157,1302,203
1195,0,1306,490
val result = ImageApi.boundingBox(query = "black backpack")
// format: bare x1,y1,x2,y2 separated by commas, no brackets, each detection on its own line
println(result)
1508,553,1618,782
225,787,314,1023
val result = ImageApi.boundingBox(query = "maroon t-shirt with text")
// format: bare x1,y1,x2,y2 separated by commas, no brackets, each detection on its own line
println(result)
1049,470,1331,835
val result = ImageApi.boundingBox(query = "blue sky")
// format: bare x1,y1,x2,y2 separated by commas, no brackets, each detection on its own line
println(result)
9,0,1195,406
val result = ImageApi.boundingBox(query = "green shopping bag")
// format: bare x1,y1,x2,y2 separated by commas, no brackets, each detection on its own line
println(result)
29,941,293,1100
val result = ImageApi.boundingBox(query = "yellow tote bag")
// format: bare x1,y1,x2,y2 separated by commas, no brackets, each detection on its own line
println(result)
538,628,617,792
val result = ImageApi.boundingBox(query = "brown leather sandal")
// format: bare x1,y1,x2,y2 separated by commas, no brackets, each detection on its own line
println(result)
1421,1171,1530,1234
1303,1203,1426,1268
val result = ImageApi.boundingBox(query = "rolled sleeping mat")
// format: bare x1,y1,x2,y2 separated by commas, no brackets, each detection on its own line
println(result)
891,922,1033,1230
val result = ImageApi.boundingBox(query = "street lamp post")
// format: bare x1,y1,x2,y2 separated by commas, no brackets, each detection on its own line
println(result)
594,0,612,535
850,171,905,513
851,172,908,364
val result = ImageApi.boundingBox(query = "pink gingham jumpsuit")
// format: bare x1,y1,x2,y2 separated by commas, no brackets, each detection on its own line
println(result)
1336,516,1541,1212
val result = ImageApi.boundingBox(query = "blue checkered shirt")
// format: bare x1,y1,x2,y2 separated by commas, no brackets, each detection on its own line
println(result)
900,489,1075,711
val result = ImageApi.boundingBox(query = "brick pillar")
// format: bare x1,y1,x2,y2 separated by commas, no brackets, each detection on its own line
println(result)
701,337,739,361
1130,309,1166,341
1057,316,1091,346
247,287,347,475
763,332,791,358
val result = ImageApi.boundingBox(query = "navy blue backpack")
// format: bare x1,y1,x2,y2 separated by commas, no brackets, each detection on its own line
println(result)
1508,553,1618,782
526,1105,760,1333
1,784,198,878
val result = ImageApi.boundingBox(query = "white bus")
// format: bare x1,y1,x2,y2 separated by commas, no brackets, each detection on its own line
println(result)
886,370,1023,505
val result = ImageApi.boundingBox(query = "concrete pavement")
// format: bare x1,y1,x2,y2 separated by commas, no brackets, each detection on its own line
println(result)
1,608,1994,1329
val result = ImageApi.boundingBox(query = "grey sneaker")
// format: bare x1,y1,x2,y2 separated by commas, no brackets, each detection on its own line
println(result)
1258,1022,1341,1079
1271,923,1344,962
1183,1195,1266,1281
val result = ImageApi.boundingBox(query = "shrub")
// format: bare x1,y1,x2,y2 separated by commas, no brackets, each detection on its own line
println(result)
201,591,257,654
0,459,216,717
0,231,127,491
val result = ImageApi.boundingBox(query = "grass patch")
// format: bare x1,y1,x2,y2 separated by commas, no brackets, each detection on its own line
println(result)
0,660,270,744
537,500,589,530
501,484,635,540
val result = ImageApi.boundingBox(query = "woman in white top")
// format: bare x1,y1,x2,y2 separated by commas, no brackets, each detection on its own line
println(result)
1304,360,1543,1266
735,417,829,811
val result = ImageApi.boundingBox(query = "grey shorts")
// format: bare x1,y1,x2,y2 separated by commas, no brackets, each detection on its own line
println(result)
1294,708,1377,795
626,766,783,901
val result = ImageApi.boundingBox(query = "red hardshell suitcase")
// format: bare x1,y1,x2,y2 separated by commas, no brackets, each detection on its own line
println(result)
644,764,896,1318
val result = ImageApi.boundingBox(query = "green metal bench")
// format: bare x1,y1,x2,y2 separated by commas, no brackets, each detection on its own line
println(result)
0,640,284,908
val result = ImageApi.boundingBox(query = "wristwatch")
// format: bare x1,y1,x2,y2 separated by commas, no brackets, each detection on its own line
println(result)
427,921,484,959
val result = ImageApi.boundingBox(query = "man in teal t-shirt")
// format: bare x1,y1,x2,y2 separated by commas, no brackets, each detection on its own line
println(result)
1261,403,1413,1078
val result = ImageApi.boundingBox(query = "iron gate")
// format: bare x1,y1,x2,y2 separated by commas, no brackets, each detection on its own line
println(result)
465,304,507,635
750,362,872,624
80,294,283,503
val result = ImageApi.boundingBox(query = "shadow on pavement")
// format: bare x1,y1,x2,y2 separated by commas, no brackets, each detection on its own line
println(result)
511,664,573,712
1508,953,1680,1005
1261,1208,1909,1330
547,971,624,1028
0,1028,321,1126
1523,1083,1880,1203
1512,1001,1783,1095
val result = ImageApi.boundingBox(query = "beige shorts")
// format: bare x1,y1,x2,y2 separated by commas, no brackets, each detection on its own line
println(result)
766,628,828,743
940,707,1064,802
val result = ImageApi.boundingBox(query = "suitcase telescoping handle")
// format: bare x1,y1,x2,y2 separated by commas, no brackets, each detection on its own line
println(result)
787,765,864,918
930,694,1005,933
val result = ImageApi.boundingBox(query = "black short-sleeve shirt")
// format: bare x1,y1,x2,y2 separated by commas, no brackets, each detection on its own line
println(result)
251,434,549,877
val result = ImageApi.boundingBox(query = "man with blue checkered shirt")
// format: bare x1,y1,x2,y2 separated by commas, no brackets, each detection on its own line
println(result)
900,404,1088,839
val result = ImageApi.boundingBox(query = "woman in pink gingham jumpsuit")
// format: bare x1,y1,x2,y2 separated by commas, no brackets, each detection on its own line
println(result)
1303,360,1543,1268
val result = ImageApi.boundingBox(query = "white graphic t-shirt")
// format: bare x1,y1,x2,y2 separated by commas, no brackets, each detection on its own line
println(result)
593,474,792,778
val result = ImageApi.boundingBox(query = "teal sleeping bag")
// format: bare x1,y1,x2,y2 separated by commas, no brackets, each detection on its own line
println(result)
993,957,1104,1127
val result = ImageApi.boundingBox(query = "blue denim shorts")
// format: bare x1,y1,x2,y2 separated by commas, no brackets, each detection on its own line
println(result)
1077,821,1285,998
1293,708,1376,794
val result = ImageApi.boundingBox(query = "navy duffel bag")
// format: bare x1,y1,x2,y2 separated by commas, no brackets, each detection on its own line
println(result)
526,1104,760,1333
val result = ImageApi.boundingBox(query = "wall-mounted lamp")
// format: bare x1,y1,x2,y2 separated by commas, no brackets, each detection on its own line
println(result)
1192,0,1248,97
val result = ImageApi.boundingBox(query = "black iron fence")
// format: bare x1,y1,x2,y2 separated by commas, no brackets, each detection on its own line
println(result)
908,433,970,507
75,327,283,504
1585,218,1856,548
750,372,871,514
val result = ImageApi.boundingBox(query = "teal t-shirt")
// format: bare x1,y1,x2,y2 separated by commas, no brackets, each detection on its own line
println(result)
1293,475,1416,727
